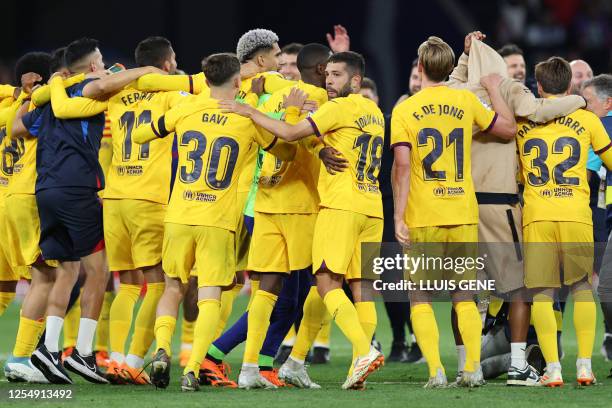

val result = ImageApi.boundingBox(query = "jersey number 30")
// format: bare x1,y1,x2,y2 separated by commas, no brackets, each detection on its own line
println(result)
179,131,239,190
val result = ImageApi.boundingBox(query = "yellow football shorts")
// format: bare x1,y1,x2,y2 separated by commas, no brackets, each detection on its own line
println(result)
0,199,29,281
312,208,383,280
523,221,593,288
163,222,235,287
4,194,41,269
235,191,251,271
248,212,317,273
406,224,478,283
103,198,166,271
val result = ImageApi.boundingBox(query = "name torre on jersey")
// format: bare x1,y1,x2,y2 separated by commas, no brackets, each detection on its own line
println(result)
411,103,465,121
518,116,586,137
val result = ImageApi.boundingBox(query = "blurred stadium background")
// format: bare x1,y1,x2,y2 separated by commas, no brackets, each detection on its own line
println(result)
1,0,610,113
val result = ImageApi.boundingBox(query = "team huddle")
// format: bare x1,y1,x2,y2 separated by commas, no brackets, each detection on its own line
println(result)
0,25,611,393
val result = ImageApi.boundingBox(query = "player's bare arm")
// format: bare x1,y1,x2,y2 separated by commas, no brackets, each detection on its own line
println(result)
480,73,517,139
220,88,313,142
391,144,411,246
319,146,349,175
326,25,350,53
10,101,32,138
81,66,165,99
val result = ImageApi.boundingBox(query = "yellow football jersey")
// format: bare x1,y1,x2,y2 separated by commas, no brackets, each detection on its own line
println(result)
144,97,283,230
236,72,295,195
391,86,497,228
0,127,18,201
307,93,385,218
517,107,612,226
104,87,191,204
0,97,14,109
0,84,16,100
8,100,37,195
255,81,327,214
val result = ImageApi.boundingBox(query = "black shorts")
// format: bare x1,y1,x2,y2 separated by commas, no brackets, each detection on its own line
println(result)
36,187,104,262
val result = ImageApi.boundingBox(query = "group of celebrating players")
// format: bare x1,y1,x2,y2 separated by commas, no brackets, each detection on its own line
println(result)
0,23,611,393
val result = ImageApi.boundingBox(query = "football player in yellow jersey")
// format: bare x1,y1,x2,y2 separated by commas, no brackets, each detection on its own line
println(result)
201,30,295,372
131,53,295,392
98,36,192,385
222,51,385,390
234,29,294,302
391,36,516,388
517,58,612,387
197,43,336,389
2,53,57,383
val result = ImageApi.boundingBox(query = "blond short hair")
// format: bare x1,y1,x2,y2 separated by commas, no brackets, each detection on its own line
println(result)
417,36,455,82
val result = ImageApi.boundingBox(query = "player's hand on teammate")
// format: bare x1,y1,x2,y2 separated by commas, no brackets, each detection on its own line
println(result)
464,30,486,55
480,73,503,90
282,88,307,111
21,72,43,94
326,24,350,53
394,219,411,247
219,99,255,117
301,100,319,114
251,76,265,97
319,147,348,175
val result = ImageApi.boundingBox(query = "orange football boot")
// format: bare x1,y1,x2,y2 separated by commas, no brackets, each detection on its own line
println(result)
260,368,288,387
119,363,151,385
198,358,237,388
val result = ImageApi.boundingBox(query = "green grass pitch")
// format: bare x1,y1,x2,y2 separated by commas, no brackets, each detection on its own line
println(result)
0,296,610,407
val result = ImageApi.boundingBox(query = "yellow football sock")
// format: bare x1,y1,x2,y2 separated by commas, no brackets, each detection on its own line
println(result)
488,296,504,317
291,288,326,361
532,294,558,363
323,288,369,357
109,284,140,355
554,309,563,331
348,301,377,376
573,290,596,359
284,325,297,345
243,290,278,364
314,313,332,346
455,301,481,373
154,315,176,356
185,299,221,375
0,292,15,315
246,279,260,310
94,291,113,352
181,318,195,346
128,282,164,358
216,284,243,338
13,316,44,357
63,295,81,349
411,303,443,377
